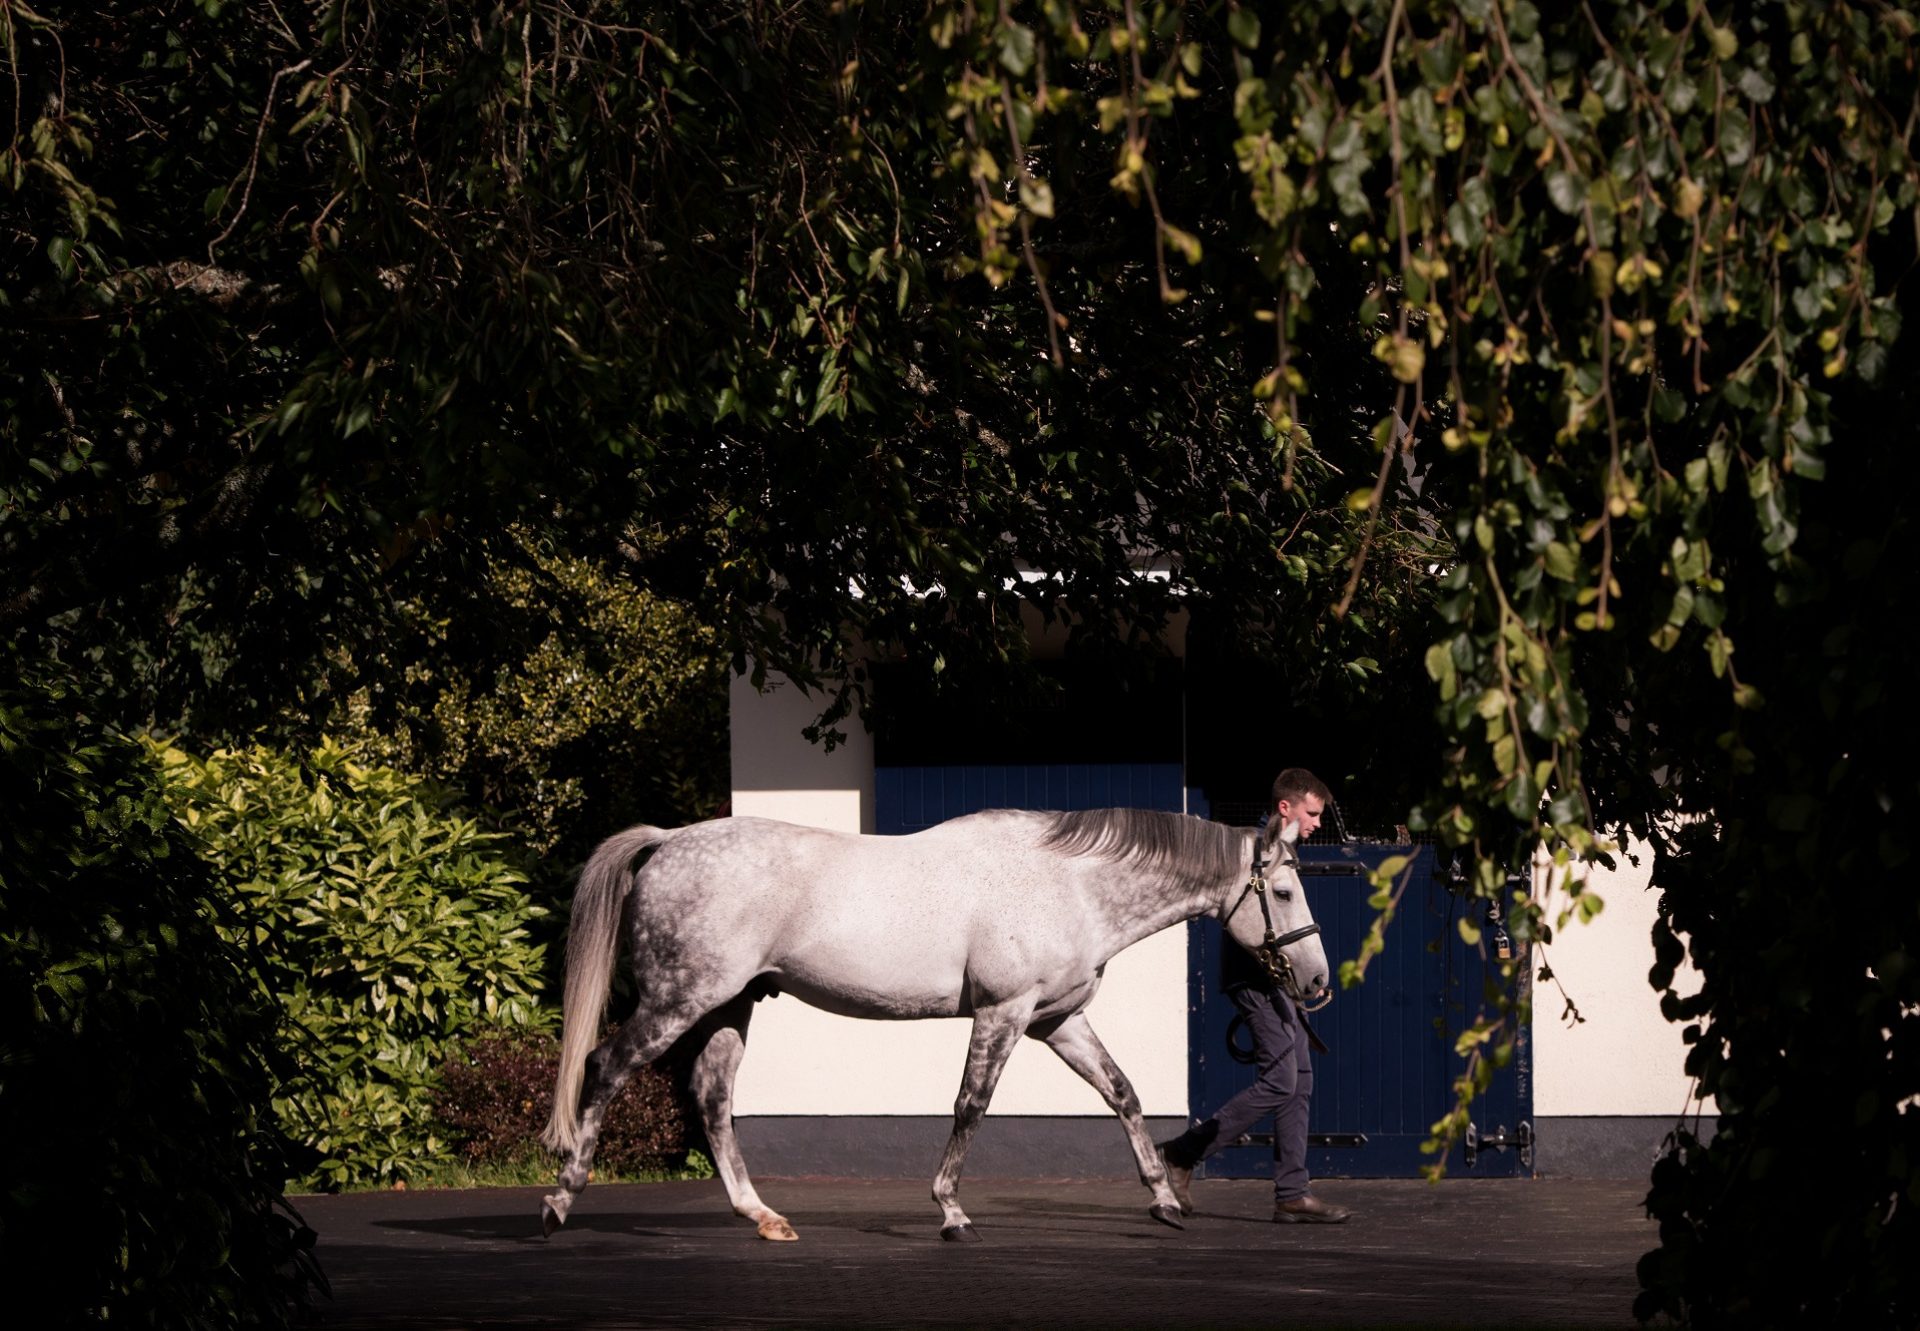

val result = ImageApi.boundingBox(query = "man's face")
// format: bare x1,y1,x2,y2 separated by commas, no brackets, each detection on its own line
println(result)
1276,793,1325,841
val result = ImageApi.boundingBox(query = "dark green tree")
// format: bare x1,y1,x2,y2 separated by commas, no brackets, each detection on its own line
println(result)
0,654,318,1328
2,0,1413,733
333,532,730,863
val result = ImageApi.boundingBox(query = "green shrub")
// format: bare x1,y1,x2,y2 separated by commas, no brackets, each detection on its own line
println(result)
0,662,316,1327
149,739,551,1187
337,532,728,866
434,1029,688,1175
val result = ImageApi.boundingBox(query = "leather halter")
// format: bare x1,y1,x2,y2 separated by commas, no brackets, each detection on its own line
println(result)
1223,829,1327,1007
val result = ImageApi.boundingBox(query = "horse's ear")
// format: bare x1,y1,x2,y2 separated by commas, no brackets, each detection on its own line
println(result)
1279,819,1301,846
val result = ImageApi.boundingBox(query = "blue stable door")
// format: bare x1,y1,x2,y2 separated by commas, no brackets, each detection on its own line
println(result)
874,763,1186,834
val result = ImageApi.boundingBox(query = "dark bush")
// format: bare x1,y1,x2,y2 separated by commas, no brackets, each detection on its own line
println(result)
336,533,729,866
0,659,318,1328
435,1030,689,1174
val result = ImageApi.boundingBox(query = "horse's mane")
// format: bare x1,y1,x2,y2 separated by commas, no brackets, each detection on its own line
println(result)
1037,808,1257,889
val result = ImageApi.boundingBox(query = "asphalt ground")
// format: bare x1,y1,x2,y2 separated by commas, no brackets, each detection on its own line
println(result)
294,1176,1657,1330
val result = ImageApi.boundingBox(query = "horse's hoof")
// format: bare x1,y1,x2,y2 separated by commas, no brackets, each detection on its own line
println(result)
941,1223,981,1243
542,1201,565,1238
1149,1203,1186,1230
756,1216,799,1242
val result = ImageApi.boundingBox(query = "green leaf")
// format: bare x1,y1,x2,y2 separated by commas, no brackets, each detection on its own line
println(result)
1019,175,1055,219
1420,34,1462,88
1162,222,1203,265
1546,170,1585,215
1227,8,1261,50
1447,200,1483,250
1424,641,1460,701
1719,109,1754,167
1504,765,1540,820
1736,66,1775,104
1371,854,1411,890
1326,118,1363,162
998,22,1036,77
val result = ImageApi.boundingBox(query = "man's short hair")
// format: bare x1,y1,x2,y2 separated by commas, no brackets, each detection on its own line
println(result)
1272,768,1332,807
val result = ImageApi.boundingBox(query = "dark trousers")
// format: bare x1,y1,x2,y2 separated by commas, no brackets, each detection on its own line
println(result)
1164,985,1314,1202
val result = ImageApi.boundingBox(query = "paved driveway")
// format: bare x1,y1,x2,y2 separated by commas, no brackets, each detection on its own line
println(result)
297,1176,1654,1329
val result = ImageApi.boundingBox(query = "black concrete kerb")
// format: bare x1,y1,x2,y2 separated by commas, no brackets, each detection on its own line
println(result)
297,1176,1654,1329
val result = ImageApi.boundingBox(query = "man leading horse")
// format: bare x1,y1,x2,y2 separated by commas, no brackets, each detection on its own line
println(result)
1157,768,1354,1224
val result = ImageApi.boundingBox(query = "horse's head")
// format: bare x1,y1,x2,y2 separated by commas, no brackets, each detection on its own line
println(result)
1219,818,1331,1008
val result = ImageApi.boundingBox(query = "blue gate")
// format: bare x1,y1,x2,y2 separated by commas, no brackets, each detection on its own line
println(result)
874,763,1185,834
1188,842,1534,1179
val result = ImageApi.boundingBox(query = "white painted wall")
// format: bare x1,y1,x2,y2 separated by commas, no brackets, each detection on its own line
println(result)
1530,839,1715,1116
727,671,1191,1117
728,672,875,834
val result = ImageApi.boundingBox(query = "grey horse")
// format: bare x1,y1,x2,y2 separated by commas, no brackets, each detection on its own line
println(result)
542,807,1328,1241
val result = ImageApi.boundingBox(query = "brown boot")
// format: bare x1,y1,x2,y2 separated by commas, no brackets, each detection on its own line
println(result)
1273,1193,1352,1224
1156,1145,1195,1216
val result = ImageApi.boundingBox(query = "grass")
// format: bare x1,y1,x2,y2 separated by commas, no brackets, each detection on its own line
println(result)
312,1148,716,1194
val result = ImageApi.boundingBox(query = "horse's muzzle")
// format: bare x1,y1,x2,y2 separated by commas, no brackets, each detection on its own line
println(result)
1299,985,1333,1013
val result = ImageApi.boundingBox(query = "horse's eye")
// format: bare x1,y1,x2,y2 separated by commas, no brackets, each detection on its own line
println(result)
1274,888,1294,901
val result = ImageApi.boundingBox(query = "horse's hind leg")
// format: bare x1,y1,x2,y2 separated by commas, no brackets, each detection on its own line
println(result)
932,996,1036,1242
1036,1010,1185,1230
687,993,796,1242
543,1005,697,1235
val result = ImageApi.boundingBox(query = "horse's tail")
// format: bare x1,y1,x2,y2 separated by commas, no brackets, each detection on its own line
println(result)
543,824,669,1157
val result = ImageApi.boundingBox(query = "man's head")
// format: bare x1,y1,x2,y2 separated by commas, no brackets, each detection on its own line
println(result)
1271,768,1332,841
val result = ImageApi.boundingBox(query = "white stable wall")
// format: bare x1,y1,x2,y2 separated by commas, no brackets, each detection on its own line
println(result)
1530,839,1715,1117
727,672,1190,1117
728,672,877,836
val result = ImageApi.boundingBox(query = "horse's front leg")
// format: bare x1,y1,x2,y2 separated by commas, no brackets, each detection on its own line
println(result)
1036,1009,1186,1229
932,996,1035,1242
